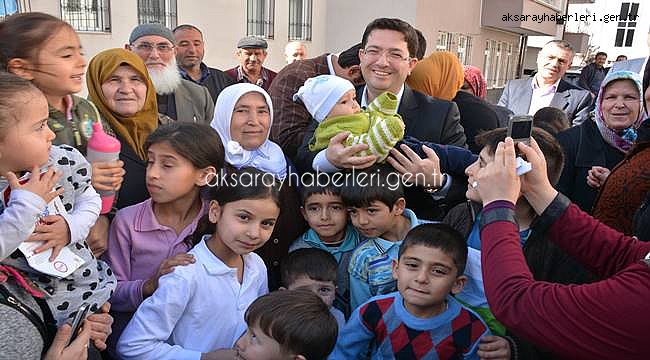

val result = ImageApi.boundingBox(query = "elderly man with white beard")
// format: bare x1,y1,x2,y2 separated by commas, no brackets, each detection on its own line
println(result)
126,23,214,123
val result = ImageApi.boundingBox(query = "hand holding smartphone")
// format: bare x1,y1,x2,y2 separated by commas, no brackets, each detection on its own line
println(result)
507,115,534,176
507,115,534,146
68,303,90,345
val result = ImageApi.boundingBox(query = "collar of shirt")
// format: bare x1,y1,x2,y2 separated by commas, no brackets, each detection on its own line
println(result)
236,65,268,87
531,76,561,95
361,84,405,109
179,63,211,84
327,53,336,75
196,235,263,279
135,198,207,233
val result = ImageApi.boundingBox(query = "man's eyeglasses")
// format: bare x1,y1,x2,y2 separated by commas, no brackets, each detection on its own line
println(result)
131,42,175,54
362,47,410,63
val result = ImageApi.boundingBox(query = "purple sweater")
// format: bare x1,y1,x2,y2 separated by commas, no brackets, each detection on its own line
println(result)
103,198,206,352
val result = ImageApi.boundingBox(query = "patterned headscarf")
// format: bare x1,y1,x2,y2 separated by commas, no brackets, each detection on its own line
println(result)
406,51,464,101
87,48,158,159
210,83,287,179
594,70,644,153
463,65,487,100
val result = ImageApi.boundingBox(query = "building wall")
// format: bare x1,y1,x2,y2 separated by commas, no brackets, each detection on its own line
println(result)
323,0,417,53
28,0,330,74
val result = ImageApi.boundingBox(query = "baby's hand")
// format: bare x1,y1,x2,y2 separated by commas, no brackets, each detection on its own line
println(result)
27,215,71,261
4,166,64,203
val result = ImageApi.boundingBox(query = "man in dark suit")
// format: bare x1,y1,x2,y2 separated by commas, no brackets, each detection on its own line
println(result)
268,43,364,159
294,18,467,220
498,40,593,126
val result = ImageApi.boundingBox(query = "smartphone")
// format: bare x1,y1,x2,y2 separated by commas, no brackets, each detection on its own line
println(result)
507,115,534,145
68,303,90,345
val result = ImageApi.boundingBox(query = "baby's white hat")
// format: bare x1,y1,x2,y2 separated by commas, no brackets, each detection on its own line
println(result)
293,74,355,123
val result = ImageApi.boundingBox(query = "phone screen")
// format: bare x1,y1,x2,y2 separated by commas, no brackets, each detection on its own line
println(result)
510,120,532,140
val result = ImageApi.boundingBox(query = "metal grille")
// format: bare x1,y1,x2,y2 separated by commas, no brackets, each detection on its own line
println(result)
247,0,274,39
61,0,111,32
288,0,311,41
138,0,177,29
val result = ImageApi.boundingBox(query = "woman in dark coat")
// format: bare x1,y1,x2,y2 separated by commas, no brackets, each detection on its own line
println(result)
556,70,645,213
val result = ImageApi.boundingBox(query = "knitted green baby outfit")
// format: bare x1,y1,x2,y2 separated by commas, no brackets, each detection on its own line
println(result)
309,92,405,161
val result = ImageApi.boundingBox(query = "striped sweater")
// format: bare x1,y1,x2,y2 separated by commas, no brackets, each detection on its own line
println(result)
330,292,489,359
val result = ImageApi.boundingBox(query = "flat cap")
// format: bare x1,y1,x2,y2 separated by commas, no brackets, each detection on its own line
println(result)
237,36,268,49
129,23,175,44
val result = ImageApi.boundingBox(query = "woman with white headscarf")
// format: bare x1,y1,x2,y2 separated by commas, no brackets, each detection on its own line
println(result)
211,83,306,289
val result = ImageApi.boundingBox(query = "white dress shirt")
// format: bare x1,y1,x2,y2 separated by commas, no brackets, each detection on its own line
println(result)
117,236,268,360
528,77,561,115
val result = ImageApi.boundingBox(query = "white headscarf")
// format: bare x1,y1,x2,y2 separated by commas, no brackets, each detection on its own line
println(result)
211,83,287,179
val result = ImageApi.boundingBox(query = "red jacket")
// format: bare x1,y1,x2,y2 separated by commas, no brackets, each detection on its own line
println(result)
480,197,650,360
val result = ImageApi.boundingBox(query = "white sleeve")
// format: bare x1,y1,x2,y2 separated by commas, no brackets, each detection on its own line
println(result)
58,148,101,244
116,272,201,360
0,189,46,260
59,185,100,244
312,149,340,173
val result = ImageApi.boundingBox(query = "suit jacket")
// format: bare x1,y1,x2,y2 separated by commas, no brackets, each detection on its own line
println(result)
294,85,468,220
268,54,331,159
498,78,593,126
173,79,215,124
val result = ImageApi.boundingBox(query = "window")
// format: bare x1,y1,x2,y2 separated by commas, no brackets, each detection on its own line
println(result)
614,2,638,47
484,40,514,89
61,0,111,32
456,34,472,65
484,41,491,88
137,0,177,29
436,31,449,51
288,0,312,40
247,0,274,39
494,42,503,87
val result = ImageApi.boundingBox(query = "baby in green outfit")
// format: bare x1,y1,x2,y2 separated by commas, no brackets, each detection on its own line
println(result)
294,75,405,161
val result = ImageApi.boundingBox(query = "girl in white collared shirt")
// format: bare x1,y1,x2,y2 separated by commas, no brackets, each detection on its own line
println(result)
117,167,281,360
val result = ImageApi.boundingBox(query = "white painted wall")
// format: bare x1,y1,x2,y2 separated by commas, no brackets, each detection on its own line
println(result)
323,0,417,53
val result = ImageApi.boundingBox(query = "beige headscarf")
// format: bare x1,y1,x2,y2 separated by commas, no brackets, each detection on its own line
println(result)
87,48,158,159
406,51,464,101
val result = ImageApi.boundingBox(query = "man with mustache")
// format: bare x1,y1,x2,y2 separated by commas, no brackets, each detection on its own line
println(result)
225,36,277,91
127,23,214,123
498,40,593,126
